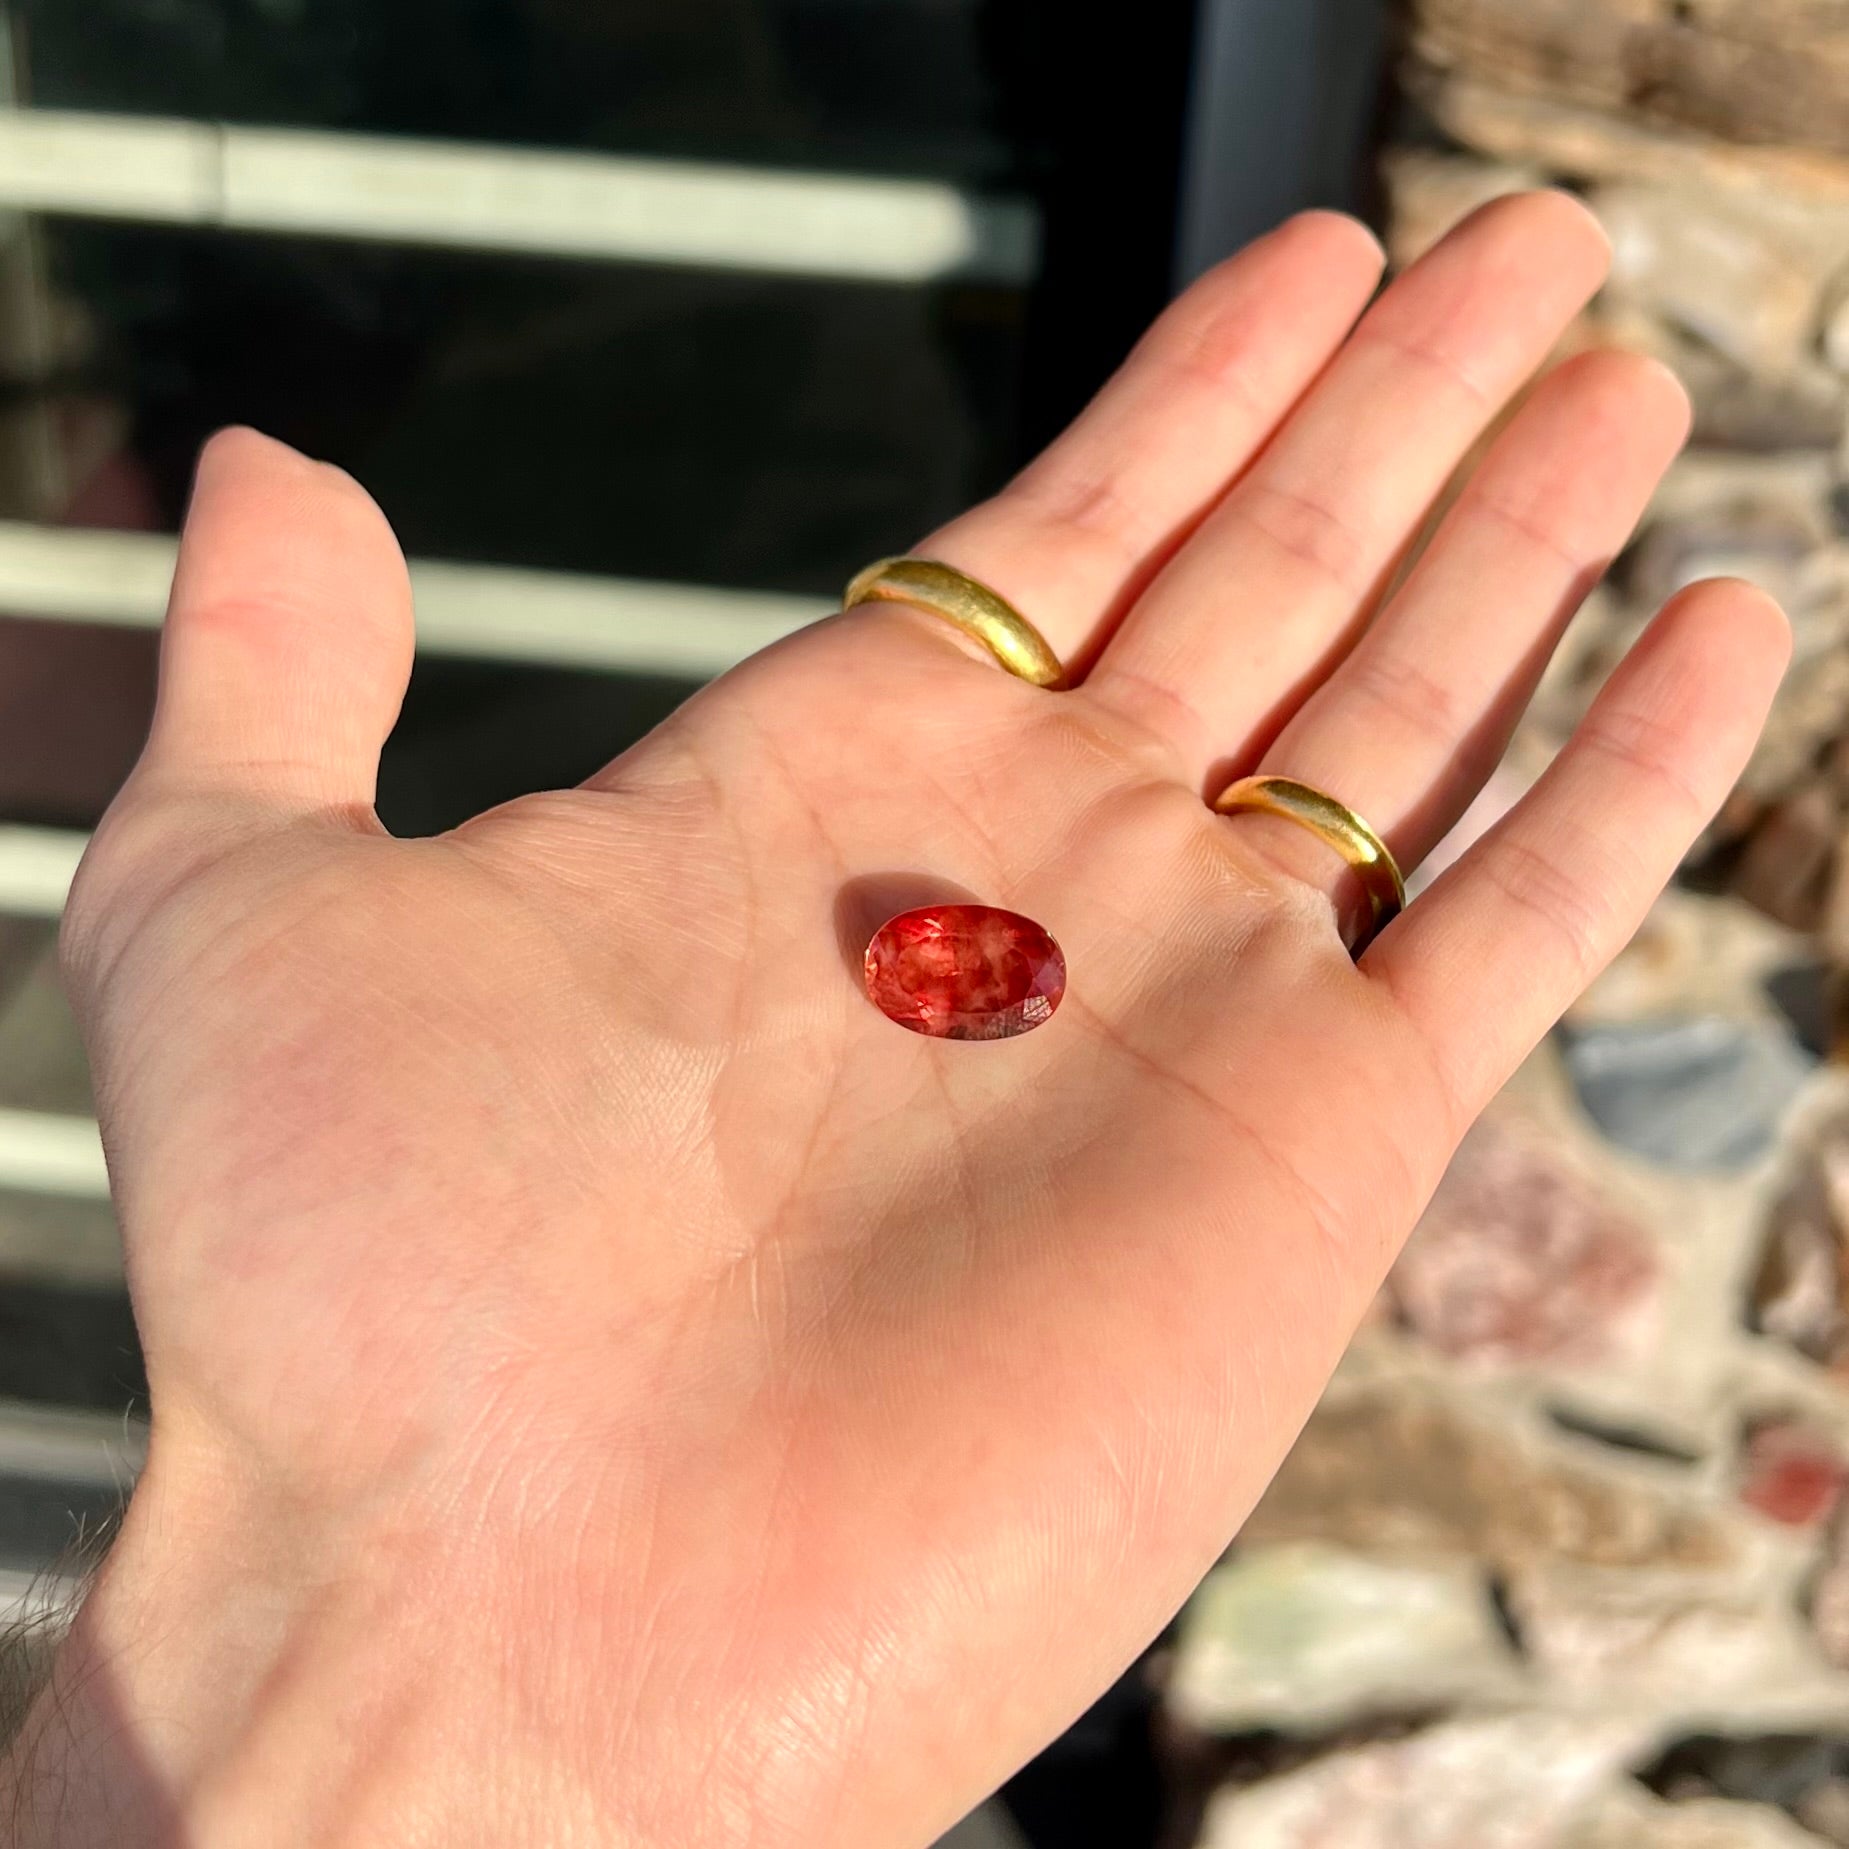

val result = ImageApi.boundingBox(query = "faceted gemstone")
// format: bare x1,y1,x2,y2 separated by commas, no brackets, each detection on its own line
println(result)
864,904,1065,1040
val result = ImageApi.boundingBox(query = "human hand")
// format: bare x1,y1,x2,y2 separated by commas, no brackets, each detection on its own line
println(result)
8,193,1787,1847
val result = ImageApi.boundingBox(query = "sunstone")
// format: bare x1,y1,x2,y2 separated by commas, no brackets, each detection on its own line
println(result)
863,904,1065,1041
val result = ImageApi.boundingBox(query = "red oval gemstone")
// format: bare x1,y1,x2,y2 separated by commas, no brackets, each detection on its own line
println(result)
864,905,1065,1040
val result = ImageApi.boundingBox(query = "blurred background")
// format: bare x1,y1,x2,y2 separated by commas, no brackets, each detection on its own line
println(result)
2,2,1848,1844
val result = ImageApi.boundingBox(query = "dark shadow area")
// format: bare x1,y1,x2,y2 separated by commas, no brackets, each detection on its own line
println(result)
1765,957,1834,1060
24,0,1026,182
377,660,702,837
1003,1658,1168,1849
0,1284,145,1415
1637,1732,1849,1832
0,1474,126,1577
1149,1709,1444,1849
1544,1403,1706,1467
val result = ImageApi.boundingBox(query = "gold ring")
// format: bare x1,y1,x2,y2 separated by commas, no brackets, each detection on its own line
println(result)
1214,774,1406,955
844,556,1065,689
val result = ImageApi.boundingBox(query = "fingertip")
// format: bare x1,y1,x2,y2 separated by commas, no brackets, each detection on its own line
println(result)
1272,208,1387,273
1628,352,1695,433
1197,208,1385,310
1529,186,1613,260
185,427,405,579
1540,351,1694,476
1600,350,1693,447
1662,575,1794,681
187,426,354,544
1484,187,1611,256
1602,578,1795,794
1447,187,1613,295
191,424,312,492
192,427,383,512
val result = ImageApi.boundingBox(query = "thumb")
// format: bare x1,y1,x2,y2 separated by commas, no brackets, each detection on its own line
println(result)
138,426,415,816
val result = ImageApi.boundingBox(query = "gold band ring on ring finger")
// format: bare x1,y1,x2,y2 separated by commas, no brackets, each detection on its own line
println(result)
1214,775,1406,957
844,557,1067,689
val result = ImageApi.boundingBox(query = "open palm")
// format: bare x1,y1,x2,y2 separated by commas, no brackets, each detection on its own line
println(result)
20,194,1786,1847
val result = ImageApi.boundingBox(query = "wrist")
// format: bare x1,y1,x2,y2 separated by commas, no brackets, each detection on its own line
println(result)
0,1441,492,1848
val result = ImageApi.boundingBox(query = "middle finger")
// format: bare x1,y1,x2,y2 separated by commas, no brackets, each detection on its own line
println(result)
1086,191,1612,787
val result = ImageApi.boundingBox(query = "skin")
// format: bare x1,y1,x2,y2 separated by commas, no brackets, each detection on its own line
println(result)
1,193,1789,1846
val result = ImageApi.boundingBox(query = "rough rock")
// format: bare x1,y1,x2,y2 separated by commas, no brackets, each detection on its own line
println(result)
1559,1018,1815,1172
1191,1715,1649,1849
1824,269,1849,375
1733,648,1849,813
1593,183,1845,378
1243,1385,1736,1571
1625,485,1834,624
1564,888,1809,1030
1564,1786,1833,1846
1223,25,1849,1849
1166,1545,1519,1733
1750,1122,1849,1368
1740,1421,1849,1528
1412,67,1849,207
1406,0,1849,158
1388,1113,1661,1364
1732,791,1841,934
1583,300,1849,450
1802,1774,1849,1846
1642,1734,1849,1843
1503,1559,1825,1706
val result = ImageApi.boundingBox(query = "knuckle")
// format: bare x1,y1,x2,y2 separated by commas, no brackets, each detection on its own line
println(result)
1585,707,1707,819
1159,306,1272,410
1232,481,1372,596
1357,322,1496,409
1342,647,1465,744
1008,462,1146,554
1279,208,1386,266
1483,832,1611,983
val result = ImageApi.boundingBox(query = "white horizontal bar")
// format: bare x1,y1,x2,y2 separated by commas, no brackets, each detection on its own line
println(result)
0,1567,83,1624
0,1111,108,1199
0,524,173,626
0,523,821,677
403,557,819,676
0,111,1039,284
0,826,84,917
0,1399,145,1488
0,112,212,225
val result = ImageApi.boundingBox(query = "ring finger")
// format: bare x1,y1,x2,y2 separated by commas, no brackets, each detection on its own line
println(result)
1239,346,1693,905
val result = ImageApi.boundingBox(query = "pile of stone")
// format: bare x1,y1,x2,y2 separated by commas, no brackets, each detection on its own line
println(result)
1152,8,1849,1844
